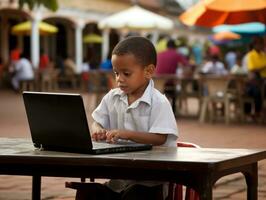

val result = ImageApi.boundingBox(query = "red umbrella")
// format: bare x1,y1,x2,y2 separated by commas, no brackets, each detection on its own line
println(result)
179,0,266,27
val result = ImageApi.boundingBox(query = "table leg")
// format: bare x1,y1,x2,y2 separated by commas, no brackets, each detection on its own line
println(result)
243,163,258,200
198,183,212,200
32,175,41,200
191,174,213,200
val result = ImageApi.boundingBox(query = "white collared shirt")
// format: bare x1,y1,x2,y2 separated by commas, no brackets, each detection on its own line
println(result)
92,80,178,195
92,79,178,147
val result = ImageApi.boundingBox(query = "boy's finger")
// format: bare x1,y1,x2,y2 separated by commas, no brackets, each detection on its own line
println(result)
99,133,106,140
94,133,103,141
111,135,119,143
105,132,113,141
91,133,97,140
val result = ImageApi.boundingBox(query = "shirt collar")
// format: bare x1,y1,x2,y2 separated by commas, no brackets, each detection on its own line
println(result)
113,79,154,107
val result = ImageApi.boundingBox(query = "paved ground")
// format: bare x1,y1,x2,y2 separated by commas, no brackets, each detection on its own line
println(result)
0,89,266,200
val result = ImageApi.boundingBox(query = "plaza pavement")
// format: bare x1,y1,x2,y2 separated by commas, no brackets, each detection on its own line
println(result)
0,89,265,200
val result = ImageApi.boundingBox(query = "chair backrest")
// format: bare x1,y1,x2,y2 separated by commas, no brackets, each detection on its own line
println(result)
180,78,202,97
200,75,230,96
169,142,200,200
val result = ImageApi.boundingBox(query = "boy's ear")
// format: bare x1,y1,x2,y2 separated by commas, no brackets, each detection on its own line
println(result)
144,64,155,79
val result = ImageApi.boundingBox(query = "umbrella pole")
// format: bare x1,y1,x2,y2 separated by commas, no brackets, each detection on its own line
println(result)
151,30,159,45
102,29,110,62
31,18,40,68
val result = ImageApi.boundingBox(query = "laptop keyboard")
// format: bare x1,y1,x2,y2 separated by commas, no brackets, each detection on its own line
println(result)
92,140,135,149
91,140,152,154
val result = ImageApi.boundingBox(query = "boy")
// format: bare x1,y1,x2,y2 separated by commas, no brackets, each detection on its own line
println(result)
77,36,178,200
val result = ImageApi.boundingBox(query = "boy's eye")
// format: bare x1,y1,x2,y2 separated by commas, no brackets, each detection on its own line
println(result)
123,72,131,76
113,71,131,77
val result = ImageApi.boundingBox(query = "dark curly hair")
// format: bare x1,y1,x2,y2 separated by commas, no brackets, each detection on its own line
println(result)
112,36,157,67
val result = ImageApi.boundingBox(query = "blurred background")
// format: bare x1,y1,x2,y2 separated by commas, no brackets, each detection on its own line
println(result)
0,0,266,199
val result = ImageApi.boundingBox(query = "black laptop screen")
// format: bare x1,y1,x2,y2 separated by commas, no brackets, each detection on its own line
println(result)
23,92,92,152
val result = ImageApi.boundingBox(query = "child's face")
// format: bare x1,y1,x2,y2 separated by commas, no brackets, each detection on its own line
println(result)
112,54,154,97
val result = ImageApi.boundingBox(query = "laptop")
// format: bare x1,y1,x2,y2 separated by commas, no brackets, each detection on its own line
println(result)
22,91,152,154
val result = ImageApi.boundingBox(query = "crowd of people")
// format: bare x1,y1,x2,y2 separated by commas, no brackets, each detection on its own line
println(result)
0,35,265,120
0,47,81,92
154,35,266,121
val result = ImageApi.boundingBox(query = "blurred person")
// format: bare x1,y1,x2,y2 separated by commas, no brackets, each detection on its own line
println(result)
208,44,220,57
176,36,190,59
177,45,190,59
10,46,21,62
242,44,253,74
155,36,168,53
81,58,90,74
9,46,21,74
63,55,76,75
62,55,77,88
155,38,189,116
230,53,247,75
40,58,58,91
156,39,189,74
247,36,266,79
39,49,51,88
245,36,266,119
99,51,113,91
225,49,237,70
191,40,203,66
81,58,91,89
39,49,50,71
10,52,34,91
100,51,112,71
201,55,228,75
86,47,100,70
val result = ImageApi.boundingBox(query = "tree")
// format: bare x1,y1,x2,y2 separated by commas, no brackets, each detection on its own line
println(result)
18,0,58,11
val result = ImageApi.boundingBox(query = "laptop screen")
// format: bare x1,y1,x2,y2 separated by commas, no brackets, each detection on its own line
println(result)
23,92,93,153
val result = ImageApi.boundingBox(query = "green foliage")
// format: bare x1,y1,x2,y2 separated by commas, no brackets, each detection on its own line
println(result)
18,0,59,11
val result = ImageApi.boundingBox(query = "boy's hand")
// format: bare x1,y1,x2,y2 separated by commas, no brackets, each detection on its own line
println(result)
106,130,128,143
92,128,107,141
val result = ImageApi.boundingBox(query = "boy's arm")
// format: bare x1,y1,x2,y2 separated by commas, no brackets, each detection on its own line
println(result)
106,129,167,146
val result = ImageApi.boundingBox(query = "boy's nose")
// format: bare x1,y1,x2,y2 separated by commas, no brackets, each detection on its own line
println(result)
116,75,124,83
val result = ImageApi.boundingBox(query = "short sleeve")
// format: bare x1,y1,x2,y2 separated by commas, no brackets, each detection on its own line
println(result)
149,95,178,146
91,93,111,129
